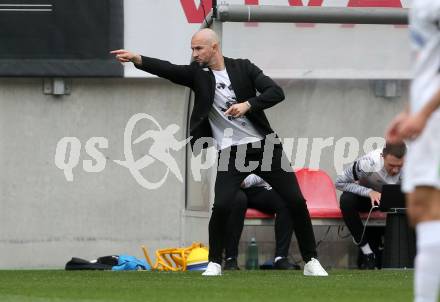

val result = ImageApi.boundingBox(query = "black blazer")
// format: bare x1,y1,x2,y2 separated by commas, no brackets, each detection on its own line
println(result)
136,56,285,154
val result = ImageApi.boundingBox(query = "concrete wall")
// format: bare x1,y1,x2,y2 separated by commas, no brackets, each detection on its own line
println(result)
0,78,188,268
0,77,407,268
272,79,407,178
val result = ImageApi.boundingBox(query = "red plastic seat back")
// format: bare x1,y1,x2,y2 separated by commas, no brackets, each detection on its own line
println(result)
295,168,342,218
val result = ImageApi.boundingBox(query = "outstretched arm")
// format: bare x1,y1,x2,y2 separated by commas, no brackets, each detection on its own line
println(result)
111,49,142,65
110,49,195,88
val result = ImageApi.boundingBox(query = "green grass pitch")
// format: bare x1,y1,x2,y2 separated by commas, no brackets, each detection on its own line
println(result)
0,270,414,302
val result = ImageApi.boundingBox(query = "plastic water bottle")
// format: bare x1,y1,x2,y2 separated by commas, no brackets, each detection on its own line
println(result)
245,237,259,270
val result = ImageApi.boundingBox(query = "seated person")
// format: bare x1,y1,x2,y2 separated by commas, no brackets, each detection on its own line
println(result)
335,141,406,269
223,174,300,271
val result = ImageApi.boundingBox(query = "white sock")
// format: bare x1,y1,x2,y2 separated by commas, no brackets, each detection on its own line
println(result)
360,243,373,255
414,221,440,302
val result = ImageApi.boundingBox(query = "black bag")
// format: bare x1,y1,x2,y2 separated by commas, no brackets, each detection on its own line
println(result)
65,256,119,270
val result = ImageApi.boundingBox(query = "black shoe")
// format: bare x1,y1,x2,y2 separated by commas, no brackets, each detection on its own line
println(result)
273,257,301,270
360,253,376,270
224,258,240,270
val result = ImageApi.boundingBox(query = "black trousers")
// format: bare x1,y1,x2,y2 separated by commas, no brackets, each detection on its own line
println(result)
208,140,317,264
225,186,294,259
339,191,379,246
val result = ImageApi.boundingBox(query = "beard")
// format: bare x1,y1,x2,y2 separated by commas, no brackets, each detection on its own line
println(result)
197,61,209,68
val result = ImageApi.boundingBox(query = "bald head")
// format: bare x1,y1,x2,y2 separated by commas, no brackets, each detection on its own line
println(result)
191,28,224,70
192,28,219,46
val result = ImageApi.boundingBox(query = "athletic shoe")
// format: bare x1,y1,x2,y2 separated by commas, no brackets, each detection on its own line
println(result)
223,258,239,270
360,253,376,270
273,257,301,270
303,258,328,276
202,262,222,276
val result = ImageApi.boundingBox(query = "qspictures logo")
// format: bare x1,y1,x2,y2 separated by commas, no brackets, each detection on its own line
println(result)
54,113,385,190
54,113,190,190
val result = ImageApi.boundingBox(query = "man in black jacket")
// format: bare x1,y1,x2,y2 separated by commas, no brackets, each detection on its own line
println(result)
111,28,327,276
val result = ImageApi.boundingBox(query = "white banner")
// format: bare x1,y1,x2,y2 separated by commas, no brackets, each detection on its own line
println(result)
124,0,411,79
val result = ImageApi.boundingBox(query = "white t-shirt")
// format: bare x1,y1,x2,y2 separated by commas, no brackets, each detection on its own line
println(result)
208,69,263,150
409,1,440,115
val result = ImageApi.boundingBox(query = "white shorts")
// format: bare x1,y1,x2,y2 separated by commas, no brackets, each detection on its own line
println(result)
402,111,440,193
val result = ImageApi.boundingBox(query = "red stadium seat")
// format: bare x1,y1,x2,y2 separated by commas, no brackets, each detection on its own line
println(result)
295,168,341,219
244,208,273,219
244,168,386,223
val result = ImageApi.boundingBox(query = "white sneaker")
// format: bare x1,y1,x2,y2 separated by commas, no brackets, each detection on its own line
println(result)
303,258,328,276
202,262,222,276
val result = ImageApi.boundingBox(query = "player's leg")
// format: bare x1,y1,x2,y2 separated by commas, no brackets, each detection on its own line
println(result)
255,145,327,276
224,189,248,270
402,114,440,301
407,187,440,302
204,147,248,276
